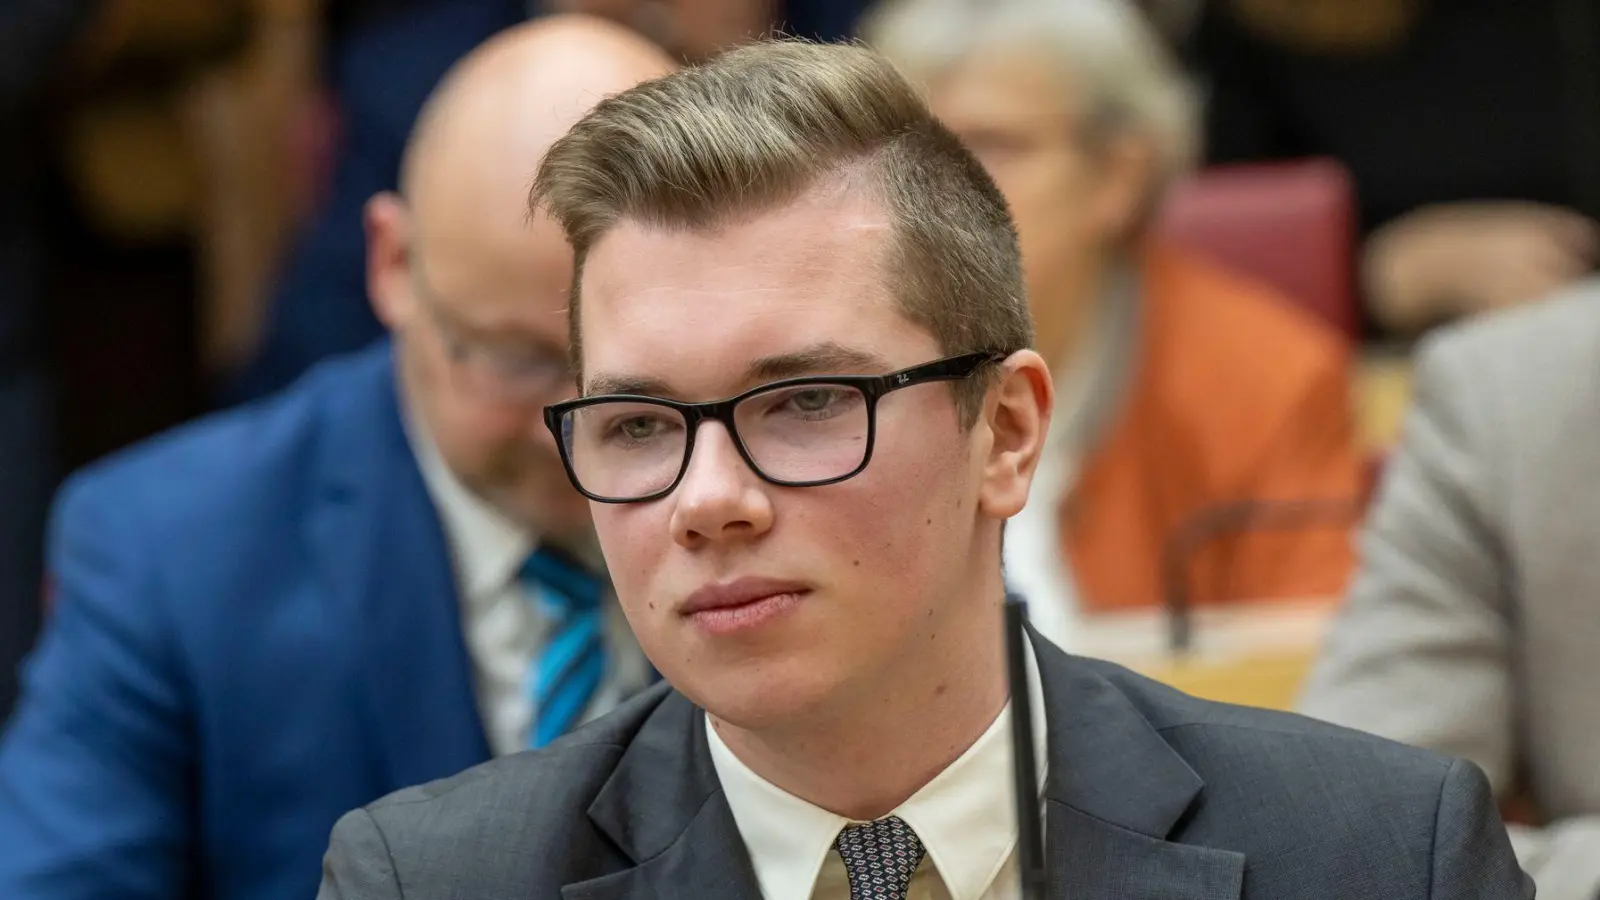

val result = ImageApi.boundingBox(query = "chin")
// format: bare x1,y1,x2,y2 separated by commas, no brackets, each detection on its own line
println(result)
672,649,840,733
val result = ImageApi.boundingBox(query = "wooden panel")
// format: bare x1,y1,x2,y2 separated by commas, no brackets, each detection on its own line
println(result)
1072,597,1337,712
1355,351,1413,450
1141,652,1316,711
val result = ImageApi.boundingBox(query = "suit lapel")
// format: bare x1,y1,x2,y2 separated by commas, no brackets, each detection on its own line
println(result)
311,344,491,791
562,691,761,900
552,626,1243,900
1044,803,1244,900
1034,633,1244,900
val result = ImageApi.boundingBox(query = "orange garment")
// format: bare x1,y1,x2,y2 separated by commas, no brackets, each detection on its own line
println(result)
1062,244,1365,612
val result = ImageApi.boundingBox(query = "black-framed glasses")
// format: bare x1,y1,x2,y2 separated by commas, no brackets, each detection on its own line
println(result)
544,351,1007,503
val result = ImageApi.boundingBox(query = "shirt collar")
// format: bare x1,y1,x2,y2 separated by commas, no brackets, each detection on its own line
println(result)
707,637,1049,900
401,403,533,604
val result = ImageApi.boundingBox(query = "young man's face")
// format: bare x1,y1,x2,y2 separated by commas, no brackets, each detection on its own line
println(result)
573,178,1035,730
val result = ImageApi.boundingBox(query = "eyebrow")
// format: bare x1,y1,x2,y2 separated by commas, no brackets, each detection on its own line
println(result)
584,342,894,399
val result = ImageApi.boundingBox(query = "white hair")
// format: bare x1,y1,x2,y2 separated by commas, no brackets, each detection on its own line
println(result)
860,0,1200,189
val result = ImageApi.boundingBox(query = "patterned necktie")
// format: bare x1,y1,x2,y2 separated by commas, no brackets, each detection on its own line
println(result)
835,816,927,900
520,546,607,748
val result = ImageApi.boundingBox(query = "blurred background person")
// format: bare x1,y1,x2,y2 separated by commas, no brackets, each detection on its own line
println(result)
0,18,673,900
863,0,1367,645
1190,0,1600,337
1298,282,1600,900
220,0,872,405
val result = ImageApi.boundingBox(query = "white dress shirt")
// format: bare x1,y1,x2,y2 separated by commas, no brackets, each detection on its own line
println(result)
404,413,650,757
707,641,1049,900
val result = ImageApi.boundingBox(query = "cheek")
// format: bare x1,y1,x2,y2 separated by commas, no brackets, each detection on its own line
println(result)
404,341,540,448
1020,195,1085,254
1010,149,1097,230
822,433,973,593
593,505,661,607
436,395,539,450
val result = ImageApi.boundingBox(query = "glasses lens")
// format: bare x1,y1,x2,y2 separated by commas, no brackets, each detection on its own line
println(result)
734,383,870,484
560,401,689,500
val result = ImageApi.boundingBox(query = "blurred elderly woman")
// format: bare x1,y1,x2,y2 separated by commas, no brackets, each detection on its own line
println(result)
863,0,1366,644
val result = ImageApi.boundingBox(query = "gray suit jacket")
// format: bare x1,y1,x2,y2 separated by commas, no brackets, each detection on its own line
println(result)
318,634,1530,900
1300,284,1600,900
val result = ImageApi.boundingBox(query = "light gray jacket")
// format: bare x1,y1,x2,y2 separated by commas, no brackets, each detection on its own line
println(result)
1302,282,1600,900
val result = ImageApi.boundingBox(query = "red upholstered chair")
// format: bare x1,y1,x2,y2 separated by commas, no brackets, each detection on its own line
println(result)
1153,157,1360,340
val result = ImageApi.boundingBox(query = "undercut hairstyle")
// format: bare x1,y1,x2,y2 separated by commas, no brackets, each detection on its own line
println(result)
530,39,1033,423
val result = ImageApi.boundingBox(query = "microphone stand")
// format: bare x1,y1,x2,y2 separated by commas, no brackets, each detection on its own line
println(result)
1159,496,1367,656
1004,597,1047,900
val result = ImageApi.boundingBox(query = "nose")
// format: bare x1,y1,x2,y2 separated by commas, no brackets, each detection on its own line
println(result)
669,421,774,550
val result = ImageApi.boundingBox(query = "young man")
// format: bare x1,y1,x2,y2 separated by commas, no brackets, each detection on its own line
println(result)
0,18,673,900
319,40,1531,900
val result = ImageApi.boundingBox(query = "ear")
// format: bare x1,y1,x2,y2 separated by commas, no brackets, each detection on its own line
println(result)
1091,131,1161,241
976,350,1054,521
365,191,415,330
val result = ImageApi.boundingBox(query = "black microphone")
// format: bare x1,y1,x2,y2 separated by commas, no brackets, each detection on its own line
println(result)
1004,597,1047,900
1159,496,1367,656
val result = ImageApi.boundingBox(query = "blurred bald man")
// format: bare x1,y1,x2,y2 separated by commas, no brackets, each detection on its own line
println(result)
0,17,675,900
231,0,863,403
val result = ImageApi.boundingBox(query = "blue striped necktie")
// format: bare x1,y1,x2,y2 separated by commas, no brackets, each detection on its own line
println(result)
520,547,607,748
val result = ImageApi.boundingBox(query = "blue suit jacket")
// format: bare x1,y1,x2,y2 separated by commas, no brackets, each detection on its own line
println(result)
0,342,493,900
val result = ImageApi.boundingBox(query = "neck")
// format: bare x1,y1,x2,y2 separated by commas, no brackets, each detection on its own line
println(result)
712,583,1010,821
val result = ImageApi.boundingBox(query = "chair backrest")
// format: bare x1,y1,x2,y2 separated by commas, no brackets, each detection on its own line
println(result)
1153,157,1360,339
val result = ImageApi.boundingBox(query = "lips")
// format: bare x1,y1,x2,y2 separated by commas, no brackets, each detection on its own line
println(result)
679,577,811,636
680,577,811,615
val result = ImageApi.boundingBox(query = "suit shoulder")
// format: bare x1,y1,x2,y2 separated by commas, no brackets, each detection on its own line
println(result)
52,347,389,536
1076,660,1526,894
1084,657,1455,784
360,685,673,847
365,742,624,833
1417,280,1600,384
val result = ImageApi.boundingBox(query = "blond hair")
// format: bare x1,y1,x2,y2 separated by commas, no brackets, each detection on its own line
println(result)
530,39,1032,421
